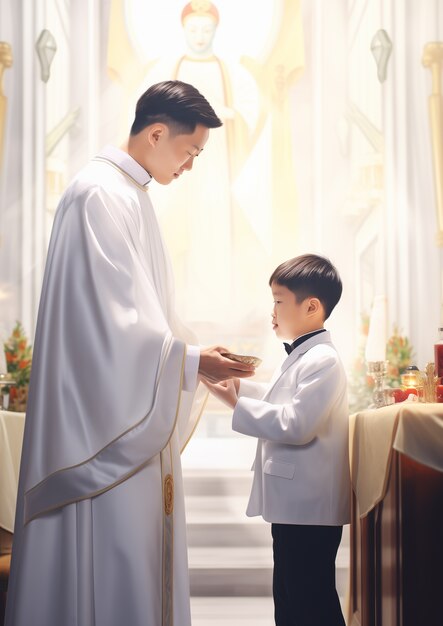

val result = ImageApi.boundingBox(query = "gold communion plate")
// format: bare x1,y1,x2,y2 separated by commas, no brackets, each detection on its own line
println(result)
222,353,262,367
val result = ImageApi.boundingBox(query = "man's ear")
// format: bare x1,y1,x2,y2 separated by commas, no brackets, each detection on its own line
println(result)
146,124,167,147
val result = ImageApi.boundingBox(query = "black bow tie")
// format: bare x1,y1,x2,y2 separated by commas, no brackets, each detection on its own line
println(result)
283,329,327,355
284,342,295,355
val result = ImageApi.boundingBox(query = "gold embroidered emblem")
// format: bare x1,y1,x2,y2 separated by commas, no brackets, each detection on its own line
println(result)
164,474,174,516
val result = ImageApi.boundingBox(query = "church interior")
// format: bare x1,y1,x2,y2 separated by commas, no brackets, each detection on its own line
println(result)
1,0,443,624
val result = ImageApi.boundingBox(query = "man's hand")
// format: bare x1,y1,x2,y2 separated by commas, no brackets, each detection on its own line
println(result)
201,378,239,408
198,346,255,383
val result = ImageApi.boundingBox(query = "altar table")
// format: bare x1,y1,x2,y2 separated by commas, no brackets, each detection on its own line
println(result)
0,411,25,535
349,403,443,626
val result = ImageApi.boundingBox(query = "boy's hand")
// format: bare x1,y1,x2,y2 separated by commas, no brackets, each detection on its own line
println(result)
198,346,255,383
201,377,239,408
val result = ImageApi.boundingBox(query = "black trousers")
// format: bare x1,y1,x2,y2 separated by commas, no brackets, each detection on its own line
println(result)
271,523,345,626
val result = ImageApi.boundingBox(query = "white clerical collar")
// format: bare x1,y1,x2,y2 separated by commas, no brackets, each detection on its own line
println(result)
96,145,152,187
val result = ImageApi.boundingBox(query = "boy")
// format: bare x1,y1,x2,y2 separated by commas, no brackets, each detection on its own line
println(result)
206,254,351,626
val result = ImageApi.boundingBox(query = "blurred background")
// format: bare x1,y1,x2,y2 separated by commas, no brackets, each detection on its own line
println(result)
1,1,443,621
1,0,442,445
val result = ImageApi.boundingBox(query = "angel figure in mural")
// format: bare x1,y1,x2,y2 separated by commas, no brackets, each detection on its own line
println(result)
108,0,304,338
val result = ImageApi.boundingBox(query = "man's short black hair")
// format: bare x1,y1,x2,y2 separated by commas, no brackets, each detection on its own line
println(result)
130,80,222,136
269,254,342,320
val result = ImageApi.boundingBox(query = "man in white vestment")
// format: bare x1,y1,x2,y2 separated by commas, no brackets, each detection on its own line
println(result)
5,80,255,626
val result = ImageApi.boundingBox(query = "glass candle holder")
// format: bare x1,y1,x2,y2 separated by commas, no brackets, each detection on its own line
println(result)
401,365,423,400
367,360,388,408
0,373,16,410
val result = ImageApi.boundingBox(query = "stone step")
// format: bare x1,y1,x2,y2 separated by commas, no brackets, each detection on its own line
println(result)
183,469,253,497
188,522,349,549
188,545,350,597
185,494,269,546
189,545,350,571
190,596,348,625
182,437,258,471
189,546,272,597
184,468,350,598
187,520,271,547
185,496,253,523
190,597,274,626
185,493,350,548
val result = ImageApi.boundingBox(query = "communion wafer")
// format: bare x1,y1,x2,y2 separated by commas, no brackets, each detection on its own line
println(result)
222,353,262,367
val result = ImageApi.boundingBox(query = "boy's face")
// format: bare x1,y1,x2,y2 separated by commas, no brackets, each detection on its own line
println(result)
144,123,209,185
271,282,321,341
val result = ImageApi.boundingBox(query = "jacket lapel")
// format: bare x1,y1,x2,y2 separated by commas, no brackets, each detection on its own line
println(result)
263,331,332,399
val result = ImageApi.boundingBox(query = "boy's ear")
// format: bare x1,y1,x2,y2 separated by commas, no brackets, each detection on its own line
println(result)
306,297,322,315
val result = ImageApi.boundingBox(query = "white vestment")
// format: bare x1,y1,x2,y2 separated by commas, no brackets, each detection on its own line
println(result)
5,147,203,626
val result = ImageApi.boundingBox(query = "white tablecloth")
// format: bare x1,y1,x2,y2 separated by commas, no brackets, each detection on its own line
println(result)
350,403,443,517
0,410,25,532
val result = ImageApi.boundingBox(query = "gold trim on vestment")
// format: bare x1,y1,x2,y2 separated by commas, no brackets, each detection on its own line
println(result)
159,345,188,626
24,340,186,525
164,474,174,516
92,156,150,192
161,443,176,626
25,458,152,525
180,389,209,454
25,336,174,497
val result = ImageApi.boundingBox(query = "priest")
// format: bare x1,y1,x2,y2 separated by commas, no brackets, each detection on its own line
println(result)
5,80,255,626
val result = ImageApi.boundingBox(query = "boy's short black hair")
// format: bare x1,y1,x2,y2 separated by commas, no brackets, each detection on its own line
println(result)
269,254,342,320
130,80,222,136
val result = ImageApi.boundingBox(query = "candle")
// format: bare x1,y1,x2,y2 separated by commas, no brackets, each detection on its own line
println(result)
402,374,418,387
434,328,443,378
401,366,420,388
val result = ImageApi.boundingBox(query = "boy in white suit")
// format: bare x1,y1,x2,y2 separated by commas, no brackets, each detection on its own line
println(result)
206,254,351,626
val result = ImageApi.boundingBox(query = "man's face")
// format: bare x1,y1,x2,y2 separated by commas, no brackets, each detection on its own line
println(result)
270,282,308,341
146,123,210,185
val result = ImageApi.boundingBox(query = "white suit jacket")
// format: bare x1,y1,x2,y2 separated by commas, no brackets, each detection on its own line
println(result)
233,331,351,526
